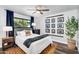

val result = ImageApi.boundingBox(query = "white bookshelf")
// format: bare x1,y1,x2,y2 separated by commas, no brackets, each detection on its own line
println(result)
45,15,64,36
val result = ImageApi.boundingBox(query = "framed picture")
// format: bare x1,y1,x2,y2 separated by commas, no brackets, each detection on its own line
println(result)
57,23,64,28
45,18,50,23
57,29,64,34
45,24,50,28
45,29,50,33
57,17,64,22
51,24,55,28
51,29,55,33
51,18,55,23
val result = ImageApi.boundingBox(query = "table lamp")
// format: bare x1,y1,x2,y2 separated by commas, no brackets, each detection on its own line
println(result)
3,26,13,37
32,23,36,29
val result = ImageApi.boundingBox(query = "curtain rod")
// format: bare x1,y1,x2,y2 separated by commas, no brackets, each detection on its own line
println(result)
46,14,64,18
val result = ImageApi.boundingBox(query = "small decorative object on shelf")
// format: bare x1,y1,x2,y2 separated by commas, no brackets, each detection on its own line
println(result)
51,29,55,33
51,24,55,28
45,18,50,23
57,17,64,34
45,24,50,28
45,29,50,33
57,17,64,22
57,29,64,34
51,18,55,23
57,23,64,28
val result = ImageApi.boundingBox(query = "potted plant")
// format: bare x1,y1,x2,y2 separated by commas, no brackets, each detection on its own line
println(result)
65,16,78,50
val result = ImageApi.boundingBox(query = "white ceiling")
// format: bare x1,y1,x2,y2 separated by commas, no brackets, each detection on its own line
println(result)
0,5,79,17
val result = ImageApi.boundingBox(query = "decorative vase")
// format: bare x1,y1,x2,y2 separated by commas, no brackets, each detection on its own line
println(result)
68,39,76,51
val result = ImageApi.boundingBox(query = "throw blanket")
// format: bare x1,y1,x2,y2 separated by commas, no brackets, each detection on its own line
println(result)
23,34,49,48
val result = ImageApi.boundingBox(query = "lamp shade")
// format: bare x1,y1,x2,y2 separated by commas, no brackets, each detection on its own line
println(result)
3,26,13,31
32,23,36,26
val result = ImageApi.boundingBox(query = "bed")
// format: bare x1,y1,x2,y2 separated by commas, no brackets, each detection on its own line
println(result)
15,34,52,54
15,28,52,54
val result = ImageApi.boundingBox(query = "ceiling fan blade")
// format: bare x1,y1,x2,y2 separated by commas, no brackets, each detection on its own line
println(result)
32,11,37,14
40,11,43,14
27,5,49,15
37,9,49,11
27,9,35,11
41,9,49,11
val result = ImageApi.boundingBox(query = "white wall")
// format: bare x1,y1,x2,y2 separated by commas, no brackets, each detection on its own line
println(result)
34,17,42,29
0,8,6,48
35,9,78,44
14,13,31,20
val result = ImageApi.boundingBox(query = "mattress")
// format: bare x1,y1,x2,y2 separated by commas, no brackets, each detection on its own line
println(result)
15,34,52,54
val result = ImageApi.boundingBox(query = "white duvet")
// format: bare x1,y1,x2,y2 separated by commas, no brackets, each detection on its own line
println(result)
15,34,52,54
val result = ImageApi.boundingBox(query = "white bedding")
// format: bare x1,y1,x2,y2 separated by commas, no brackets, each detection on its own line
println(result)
15,34,52,54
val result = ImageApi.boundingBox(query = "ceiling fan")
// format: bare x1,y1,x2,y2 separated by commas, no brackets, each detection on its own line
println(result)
27,5,50,14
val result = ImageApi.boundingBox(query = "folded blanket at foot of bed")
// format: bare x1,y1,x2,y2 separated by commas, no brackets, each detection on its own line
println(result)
23,34,49,48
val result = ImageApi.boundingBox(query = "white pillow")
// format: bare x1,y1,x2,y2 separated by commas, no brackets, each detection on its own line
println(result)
17,30,26,36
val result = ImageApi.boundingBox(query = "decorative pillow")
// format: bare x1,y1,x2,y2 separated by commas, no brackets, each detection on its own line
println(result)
29,30,33,34
17,30,26,36
25,30,33,36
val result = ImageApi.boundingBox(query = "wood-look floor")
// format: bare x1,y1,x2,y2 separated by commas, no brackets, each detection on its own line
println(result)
4,47,25,54
3,43,77,54
4,44,56,54
41,44,57,54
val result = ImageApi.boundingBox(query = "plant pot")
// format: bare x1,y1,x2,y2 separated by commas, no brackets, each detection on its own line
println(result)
68,39,76,50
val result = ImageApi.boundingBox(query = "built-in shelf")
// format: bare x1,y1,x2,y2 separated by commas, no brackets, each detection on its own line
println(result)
45,14,64,36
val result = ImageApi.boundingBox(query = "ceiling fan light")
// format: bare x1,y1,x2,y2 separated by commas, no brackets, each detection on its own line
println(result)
28,5,49,15
36,11,40,14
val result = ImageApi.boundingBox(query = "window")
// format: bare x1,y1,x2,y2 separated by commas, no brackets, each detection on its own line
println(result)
14,17,30,28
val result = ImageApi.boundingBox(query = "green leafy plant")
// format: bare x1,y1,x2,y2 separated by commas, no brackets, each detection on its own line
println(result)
65,16,78,39
14,18,30,27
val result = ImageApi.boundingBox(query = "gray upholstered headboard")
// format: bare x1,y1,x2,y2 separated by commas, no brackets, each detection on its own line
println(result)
14,27,32,36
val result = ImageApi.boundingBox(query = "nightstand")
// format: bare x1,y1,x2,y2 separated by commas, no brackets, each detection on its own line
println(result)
2,37,14,50
33,29,40,34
